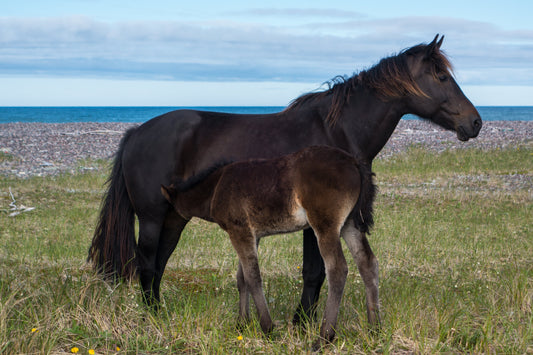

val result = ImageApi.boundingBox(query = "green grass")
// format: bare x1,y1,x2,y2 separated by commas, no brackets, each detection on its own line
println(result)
1,146,532,354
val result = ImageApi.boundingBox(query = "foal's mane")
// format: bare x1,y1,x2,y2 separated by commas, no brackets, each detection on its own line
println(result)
285,41,453,125
176,161,233,192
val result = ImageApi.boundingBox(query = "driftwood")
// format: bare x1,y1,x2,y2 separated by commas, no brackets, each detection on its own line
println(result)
6,187,35,217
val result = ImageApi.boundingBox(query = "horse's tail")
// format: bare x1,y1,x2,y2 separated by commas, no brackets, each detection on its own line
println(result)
88,128,137,280
353,162,377,234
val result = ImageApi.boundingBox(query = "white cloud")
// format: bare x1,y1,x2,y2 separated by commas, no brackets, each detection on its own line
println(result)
1,13,533,88
234,8,366,19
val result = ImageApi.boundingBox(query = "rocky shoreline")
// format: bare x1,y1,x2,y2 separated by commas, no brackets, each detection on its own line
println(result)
0,120,532,178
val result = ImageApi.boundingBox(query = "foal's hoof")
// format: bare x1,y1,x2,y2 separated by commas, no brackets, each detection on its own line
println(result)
311,331,336,352
311,340,322,353
311,339,328,353
367,317,382,335
236,319,276,336
236,318,250,332
260,321,275,336
369,323,381,336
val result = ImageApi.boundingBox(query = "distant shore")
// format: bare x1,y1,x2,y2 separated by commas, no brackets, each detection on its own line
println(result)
1,120,532,178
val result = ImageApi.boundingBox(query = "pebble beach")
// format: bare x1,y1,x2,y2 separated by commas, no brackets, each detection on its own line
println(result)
0,120,532,178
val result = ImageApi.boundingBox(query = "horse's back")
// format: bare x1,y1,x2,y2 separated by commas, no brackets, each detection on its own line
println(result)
120,109,278,214
119,109,330,216
120,110,206,213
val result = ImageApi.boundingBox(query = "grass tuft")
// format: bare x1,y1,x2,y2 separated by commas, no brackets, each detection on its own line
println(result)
0,147,531,353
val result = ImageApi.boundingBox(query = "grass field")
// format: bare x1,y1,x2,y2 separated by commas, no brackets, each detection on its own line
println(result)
0,146,531,354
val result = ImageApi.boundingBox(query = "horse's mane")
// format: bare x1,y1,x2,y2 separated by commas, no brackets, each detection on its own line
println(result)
285,42,453,125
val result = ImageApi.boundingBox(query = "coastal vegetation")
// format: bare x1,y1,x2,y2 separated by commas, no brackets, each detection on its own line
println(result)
0,145,531,354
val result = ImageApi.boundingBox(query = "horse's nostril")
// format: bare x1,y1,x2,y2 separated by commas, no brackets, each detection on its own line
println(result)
474,118,482,129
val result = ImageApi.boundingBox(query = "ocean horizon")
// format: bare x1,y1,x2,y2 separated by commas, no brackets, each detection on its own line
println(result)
0,106,532,124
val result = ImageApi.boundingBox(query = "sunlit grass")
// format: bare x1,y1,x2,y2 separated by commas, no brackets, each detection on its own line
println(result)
0,147,531,353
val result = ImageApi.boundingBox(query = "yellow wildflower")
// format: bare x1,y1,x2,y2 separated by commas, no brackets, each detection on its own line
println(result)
116,346,121,351
237,335,243,341
71,347,79,354
88,350,95,355
31,328,38,333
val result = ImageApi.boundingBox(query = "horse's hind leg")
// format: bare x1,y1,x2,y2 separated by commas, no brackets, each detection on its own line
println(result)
153,210,189,303
341,219,380,327
137,216,165,307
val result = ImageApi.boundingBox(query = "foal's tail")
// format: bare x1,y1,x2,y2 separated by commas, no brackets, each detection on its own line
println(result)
353,163,377,234
87,128,138,280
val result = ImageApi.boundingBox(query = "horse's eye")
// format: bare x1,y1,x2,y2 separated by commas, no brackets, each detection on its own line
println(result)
438,74,448,82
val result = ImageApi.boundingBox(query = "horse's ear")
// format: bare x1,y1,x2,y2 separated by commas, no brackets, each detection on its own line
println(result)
436,35,444,50
161,184,175,203
426,34,444,58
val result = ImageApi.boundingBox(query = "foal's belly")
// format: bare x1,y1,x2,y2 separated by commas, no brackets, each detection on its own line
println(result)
253,206,309,238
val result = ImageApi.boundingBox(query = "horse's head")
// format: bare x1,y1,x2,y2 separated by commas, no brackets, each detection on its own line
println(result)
404,35,482,141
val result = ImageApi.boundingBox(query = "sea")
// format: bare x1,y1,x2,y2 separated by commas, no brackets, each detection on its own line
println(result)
0,106,532,124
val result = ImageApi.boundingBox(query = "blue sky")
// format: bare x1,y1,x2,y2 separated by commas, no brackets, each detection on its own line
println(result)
1,0,533,106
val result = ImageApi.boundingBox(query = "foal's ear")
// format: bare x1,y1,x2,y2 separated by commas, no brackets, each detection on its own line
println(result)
161,184,176,203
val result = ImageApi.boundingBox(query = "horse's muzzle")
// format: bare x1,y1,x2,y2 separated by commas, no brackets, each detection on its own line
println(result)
457,116,482,141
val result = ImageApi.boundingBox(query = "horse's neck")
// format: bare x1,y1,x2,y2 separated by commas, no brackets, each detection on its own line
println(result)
338,90,406,162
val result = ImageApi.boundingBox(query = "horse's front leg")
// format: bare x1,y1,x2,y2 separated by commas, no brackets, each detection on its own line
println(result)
341,220,380,327
293,228,326,325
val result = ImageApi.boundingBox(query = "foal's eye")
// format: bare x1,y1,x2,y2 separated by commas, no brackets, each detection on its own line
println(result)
438,74,448,82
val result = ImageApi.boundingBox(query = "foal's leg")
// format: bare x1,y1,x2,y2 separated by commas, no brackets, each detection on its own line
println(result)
236,261,250,324
236,237,261,325
313,228,348,347
341,220,380,327
293,228,326,325
229,232,273,334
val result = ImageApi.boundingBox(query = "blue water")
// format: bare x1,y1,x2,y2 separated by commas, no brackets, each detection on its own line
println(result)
0,106,531,124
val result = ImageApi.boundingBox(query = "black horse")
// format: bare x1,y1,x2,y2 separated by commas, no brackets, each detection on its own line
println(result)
88,35,482,325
